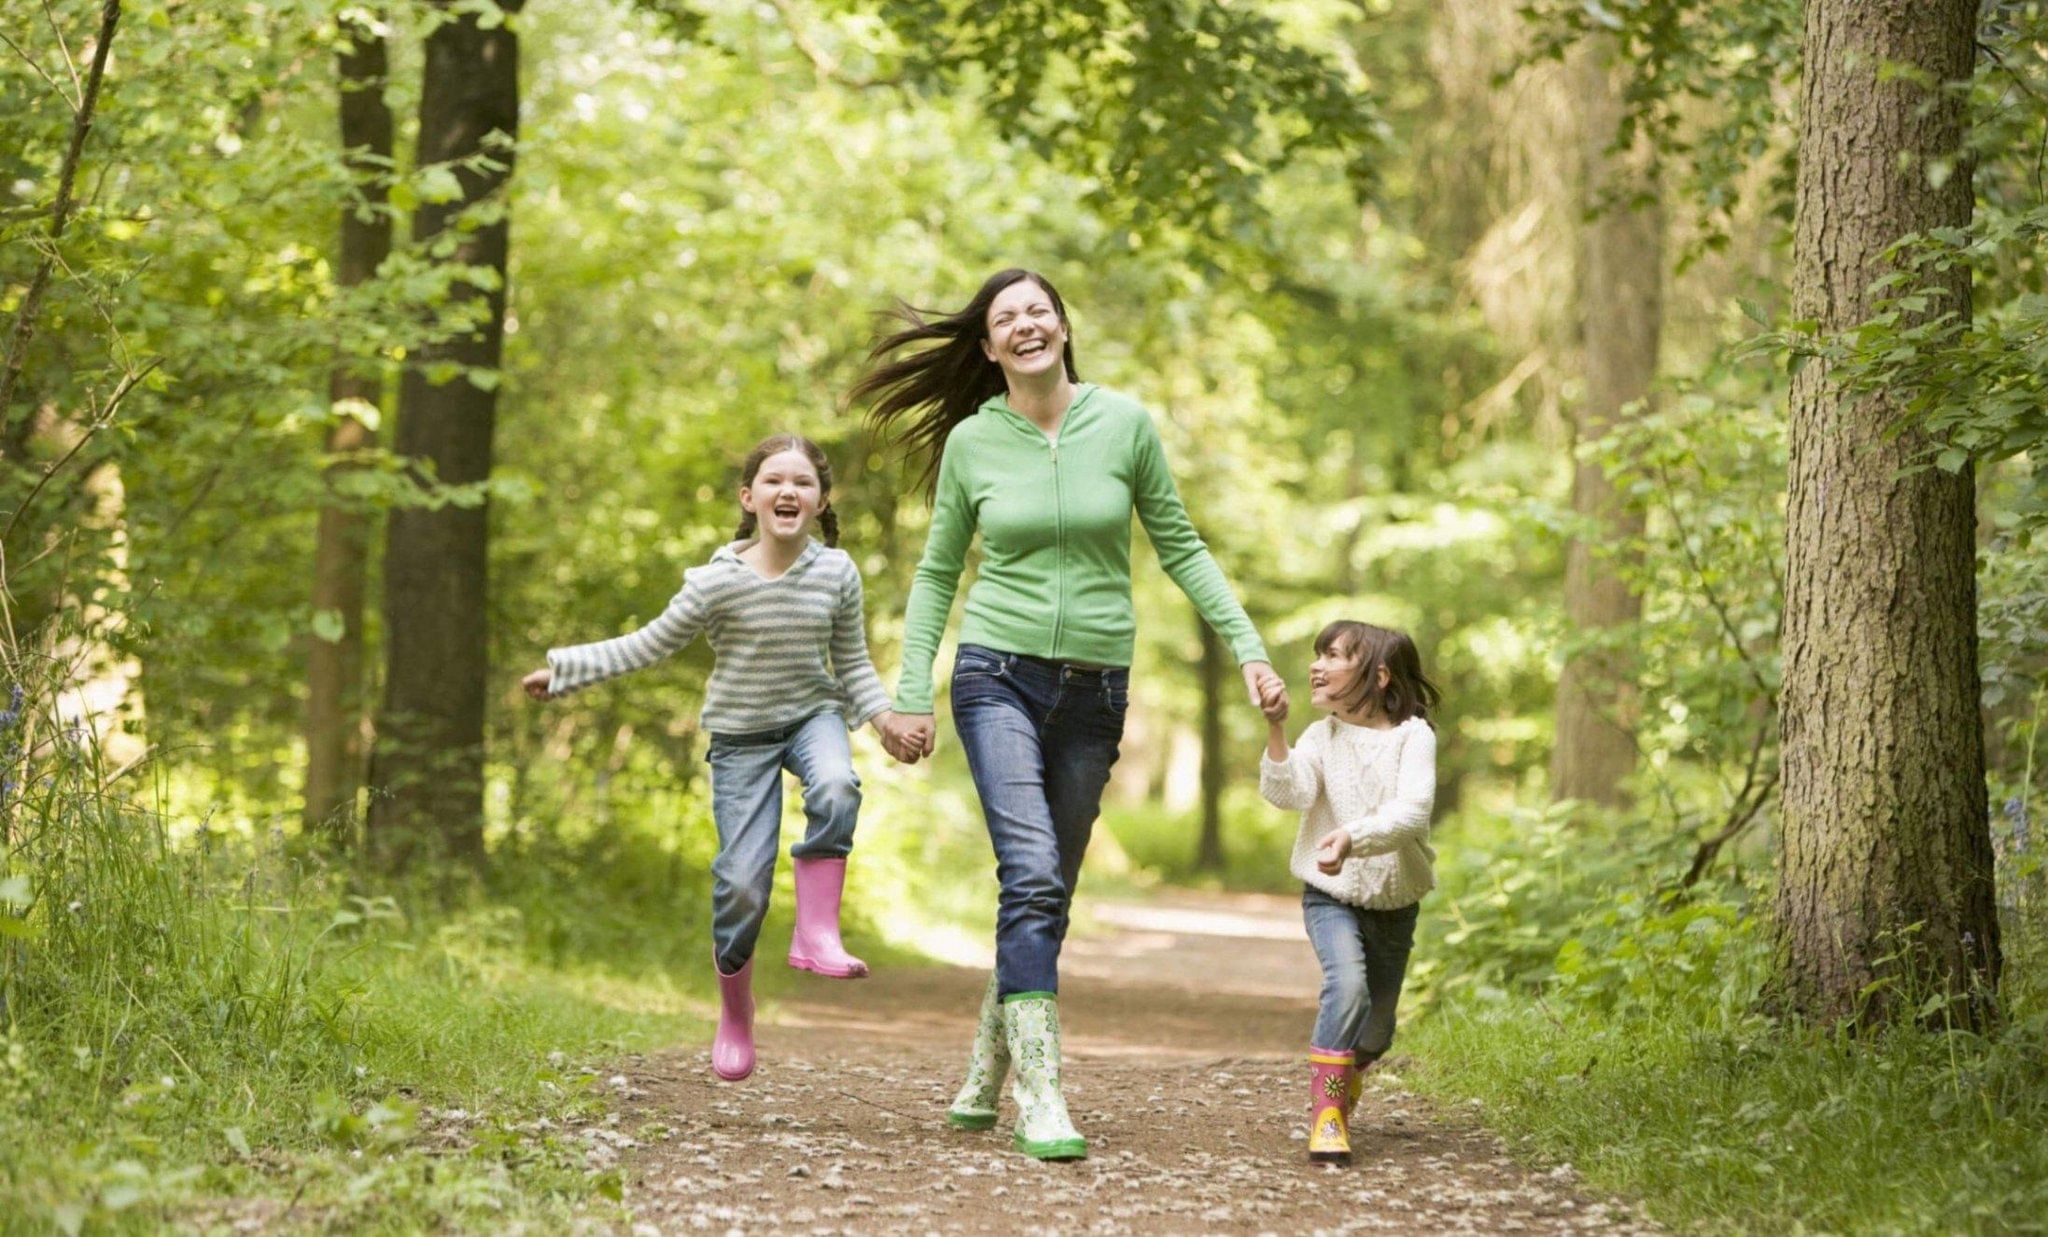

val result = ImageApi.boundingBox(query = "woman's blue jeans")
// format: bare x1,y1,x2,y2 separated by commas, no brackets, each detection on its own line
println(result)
950,645,1128,998
1303,887,1420,1057
706,710,860,974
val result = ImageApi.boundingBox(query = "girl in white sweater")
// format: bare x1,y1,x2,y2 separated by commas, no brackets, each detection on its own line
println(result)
1259,620,1441,1165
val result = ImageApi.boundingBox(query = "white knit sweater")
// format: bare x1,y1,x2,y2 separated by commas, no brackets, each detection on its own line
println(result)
1260,715,1437,909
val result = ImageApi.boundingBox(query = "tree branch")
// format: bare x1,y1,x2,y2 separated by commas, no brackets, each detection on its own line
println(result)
0,358,158,547
1652,457,1778,703
0,0,122,446
763,0,902,91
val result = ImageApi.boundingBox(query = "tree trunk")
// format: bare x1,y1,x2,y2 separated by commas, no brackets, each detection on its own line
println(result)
1550,35,1661,808
304,13,393,843
367,0,523,872
1196,618,1226,872
1776,0,1999,1028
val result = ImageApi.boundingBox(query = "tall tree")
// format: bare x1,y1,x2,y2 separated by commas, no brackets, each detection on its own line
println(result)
367,0,523,870
1550,35,1662,808
1776,0,1998,1027
305,12,394,841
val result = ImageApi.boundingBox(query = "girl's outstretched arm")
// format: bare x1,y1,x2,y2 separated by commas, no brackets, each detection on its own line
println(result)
1343,725,1437,855
541,572,714,698
1258,719,1323,811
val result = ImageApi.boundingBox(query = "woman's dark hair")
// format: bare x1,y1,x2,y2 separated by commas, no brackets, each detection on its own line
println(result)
1316,620,1441,726
849,268,1080,499
735,433,839,547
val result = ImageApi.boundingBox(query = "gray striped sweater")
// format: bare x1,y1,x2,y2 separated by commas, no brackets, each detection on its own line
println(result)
545,539,893,735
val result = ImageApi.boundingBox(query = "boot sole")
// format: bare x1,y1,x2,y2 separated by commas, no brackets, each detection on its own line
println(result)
787,953,868,978
945,1109,997,1131
1014,1133,1088,1161
1308,1150,1352,1164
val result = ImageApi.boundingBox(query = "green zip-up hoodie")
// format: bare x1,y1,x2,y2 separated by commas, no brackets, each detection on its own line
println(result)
894,383,1268,714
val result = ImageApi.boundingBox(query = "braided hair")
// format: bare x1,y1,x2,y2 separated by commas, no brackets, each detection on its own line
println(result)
733,433,840,547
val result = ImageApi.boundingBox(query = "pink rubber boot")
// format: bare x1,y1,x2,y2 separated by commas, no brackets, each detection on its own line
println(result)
712,955,756,1081
787,857,869,978
1308,1047,1354,1164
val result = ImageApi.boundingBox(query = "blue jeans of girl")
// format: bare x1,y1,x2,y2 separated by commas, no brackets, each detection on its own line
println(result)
1303,886,1420,1058
950,644,1128,998
706,710,860,974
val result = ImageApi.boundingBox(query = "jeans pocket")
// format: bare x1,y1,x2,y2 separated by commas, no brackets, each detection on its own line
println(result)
1105,675,1138,716
952,647,1007,682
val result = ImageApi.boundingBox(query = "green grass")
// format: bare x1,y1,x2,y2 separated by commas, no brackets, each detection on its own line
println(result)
1095,788,1301,895
0,858,709,1234
1401,995,2048,1234
1383,799,2048,1235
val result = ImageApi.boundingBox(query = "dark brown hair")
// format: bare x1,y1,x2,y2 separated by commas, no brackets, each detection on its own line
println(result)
850,268,1080,500
734,433,838,547
1315,620,1441,726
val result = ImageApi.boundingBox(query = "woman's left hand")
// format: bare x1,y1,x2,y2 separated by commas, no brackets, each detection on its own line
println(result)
1242,660,1288,721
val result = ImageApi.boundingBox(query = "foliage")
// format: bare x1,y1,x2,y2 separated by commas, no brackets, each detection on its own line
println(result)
0,646,705,1230
868,0,1387,246
1517,0,1801,257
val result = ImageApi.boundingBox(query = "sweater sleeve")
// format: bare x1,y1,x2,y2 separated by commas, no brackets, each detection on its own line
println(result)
1130,411,1269,665
1259,722,1324,811
1344,724,1437,855
894,440,974,714
830,558,893,728
546,571,713,696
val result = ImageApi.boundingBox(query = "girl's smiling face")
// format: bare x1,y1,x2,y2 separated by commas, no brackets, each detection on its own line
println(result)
1309,636,1365,712
740,449,824,543
980,278,1068,384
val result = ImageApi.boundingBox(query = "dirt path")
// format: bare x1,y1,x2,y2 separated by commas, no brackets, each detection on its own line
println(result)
610,891,1655,1234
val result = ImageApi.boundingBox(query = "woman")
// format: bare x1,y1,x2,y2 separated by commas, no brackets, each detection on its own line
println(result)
854,269,1287,1161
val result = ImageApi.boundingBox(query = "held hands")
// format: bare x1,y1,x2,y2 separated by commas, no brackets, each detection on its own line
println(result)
1242,660,1289,722
521,667,553,701
1314,829,1352,875
872,710,936,765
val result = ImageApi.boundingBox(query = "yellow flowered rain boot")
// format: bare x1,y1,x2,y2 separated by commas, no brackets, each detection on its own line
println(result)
1308,1047,1353,1164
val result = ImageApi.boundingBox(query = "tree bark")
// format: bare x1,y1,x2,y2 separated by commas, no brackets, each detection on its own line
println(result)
1196,618,1226,872
1550,35,1661,808
1776,0,1999,1028
367,0,523,871
304,13,394,843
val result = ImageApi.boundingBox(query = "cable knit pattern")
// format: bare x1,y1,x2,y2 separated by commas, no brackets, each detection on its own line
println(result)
1260,716,1437,909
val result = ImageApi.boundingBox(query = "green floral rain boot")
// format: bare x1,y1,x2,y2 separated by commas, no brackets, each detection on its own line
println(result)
1002,992,1087,1161
945,973,1009,1130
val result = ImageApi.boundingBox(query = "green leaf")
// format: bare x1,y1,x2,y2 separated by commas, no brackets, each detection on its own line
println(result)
310,609,347,644
418,165,465,205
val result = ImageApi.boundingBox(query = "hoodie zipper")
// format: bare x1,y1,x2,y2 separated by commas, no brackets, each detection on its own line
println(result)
1048,427,1064,655
995,387,1085,657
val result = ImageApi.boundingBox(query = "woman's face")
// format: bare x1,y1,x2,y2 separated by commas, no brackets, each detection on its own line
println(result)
741,449,824,542
980,278,1067,383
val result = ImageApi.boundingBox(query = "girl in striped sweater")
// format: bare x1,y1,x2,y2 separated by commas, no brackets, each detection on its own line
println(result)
522,434,924,1082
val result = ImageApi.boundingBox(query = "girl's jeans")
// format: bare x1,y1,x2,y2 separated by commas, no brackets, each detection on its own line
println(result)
951,645,1128,998
1303,886,1420,1057
706,710,860,974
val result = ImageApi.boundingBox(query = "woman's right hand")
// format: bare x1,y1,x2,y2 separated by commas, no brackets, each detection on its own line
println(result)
521,667,553,701
890,713,936,762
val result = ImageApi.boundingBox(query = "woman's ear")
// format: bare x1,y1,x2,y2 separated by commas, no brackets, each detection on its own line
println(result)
1376,664,1392,690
